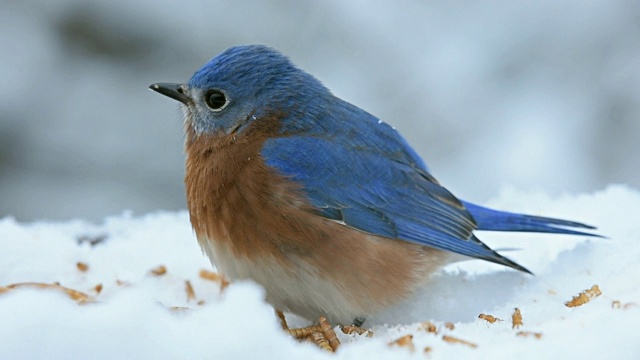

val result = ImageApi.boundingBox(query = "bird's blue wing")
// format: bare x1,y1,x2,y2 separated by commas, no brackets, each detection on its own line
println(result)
260,128,529,272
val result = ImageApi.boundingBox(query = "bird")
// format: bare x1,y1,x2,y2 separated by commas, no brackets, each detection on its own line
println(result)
149,45,597,327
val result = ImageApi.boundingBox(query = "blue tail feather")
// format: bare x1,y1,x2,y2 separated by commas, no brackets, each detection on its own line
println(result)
463,201,601,237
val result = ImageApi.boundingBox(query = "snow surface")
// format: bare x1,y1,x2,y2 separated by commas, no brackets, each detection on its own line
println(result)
1,185,639,359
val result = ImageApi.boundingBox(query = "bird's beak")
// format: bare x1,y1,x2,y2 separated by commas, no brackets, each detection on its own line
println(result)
149,83,190,105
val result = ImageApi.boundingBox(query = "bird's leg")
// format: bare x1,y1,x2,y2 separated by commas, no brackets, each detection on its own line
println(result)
352,317,366,327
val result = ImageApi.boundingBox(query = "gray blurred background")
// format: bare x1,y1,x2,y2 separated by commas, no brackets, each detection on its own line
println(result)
1,0,638,222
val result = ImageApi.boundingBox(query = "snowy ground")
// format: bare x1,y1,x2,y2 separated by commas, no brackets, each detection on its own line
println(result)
1,185,638,359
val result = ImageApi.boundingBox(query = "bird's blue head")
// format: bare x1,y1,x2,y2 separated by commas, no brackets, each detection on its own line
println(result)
150,45,331,137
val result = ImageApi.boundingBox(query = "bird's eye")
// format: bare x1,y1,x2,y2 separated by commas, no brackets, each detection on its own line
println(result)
204,90,228,111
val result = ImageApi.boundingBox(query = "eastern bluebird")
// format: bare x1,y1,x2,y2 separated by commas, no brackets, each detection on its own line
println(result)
150,45,597,327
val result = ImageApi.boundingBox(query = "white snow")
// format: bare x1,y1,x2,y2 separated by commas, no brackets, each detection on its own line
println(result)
1,185,639,359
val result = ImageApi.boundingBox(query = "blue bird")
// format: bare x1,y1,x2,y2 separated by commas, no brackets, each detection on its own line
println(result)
150,45,597,327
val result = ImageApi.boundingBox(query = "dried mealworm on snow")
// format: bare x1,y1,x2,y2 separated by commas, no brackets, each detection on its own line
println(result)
565,285,602,308
389,334,415,352
3,282,92,304
276,310,288,330
287,326,321,339
442,335,477,348
478,313,501,323
150,265,167,276
512,308,523,329
200,270,231,292
319,316,340,352
517,331,543,339
341,325,374,337
185,280,196,301
199,269,222,281
76,262,89,272
312,332,334,352
419,321,438,333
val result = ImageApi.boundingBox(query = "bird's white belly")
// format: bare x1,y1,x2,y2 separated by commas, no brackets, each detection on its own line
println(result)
198,235,366,324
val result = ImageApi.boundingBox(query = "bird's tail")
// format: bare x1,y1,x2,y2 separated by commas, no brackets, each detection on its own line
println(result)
462,201,601,237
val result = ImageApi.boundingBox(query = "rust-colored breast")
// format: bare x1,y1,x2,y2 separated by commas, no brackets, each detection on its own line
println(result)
184,114,315,261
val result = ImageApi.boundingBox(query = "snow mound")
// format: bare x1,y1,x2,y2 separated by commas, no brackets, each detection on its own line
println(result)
1,185,638,359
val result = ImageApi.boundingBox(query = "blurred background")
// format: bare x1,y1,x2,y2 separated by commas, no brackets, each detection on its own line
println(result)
1,0,638,222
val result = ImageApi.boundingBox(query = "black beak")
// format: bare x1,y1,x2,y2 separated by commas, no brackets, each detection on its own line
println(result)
149,83,190,105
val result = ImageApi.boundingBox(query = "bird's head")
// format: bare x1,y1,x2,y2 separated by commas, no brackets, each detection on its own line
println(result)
150,45,330,138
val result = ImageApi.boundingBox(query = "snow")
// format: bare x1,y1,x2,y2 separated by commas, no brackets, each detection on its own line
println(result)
1,185,639,359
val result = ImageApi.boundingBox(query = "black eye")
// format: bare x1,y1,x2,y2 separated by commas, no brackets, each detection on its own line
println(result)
204,90,228,111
